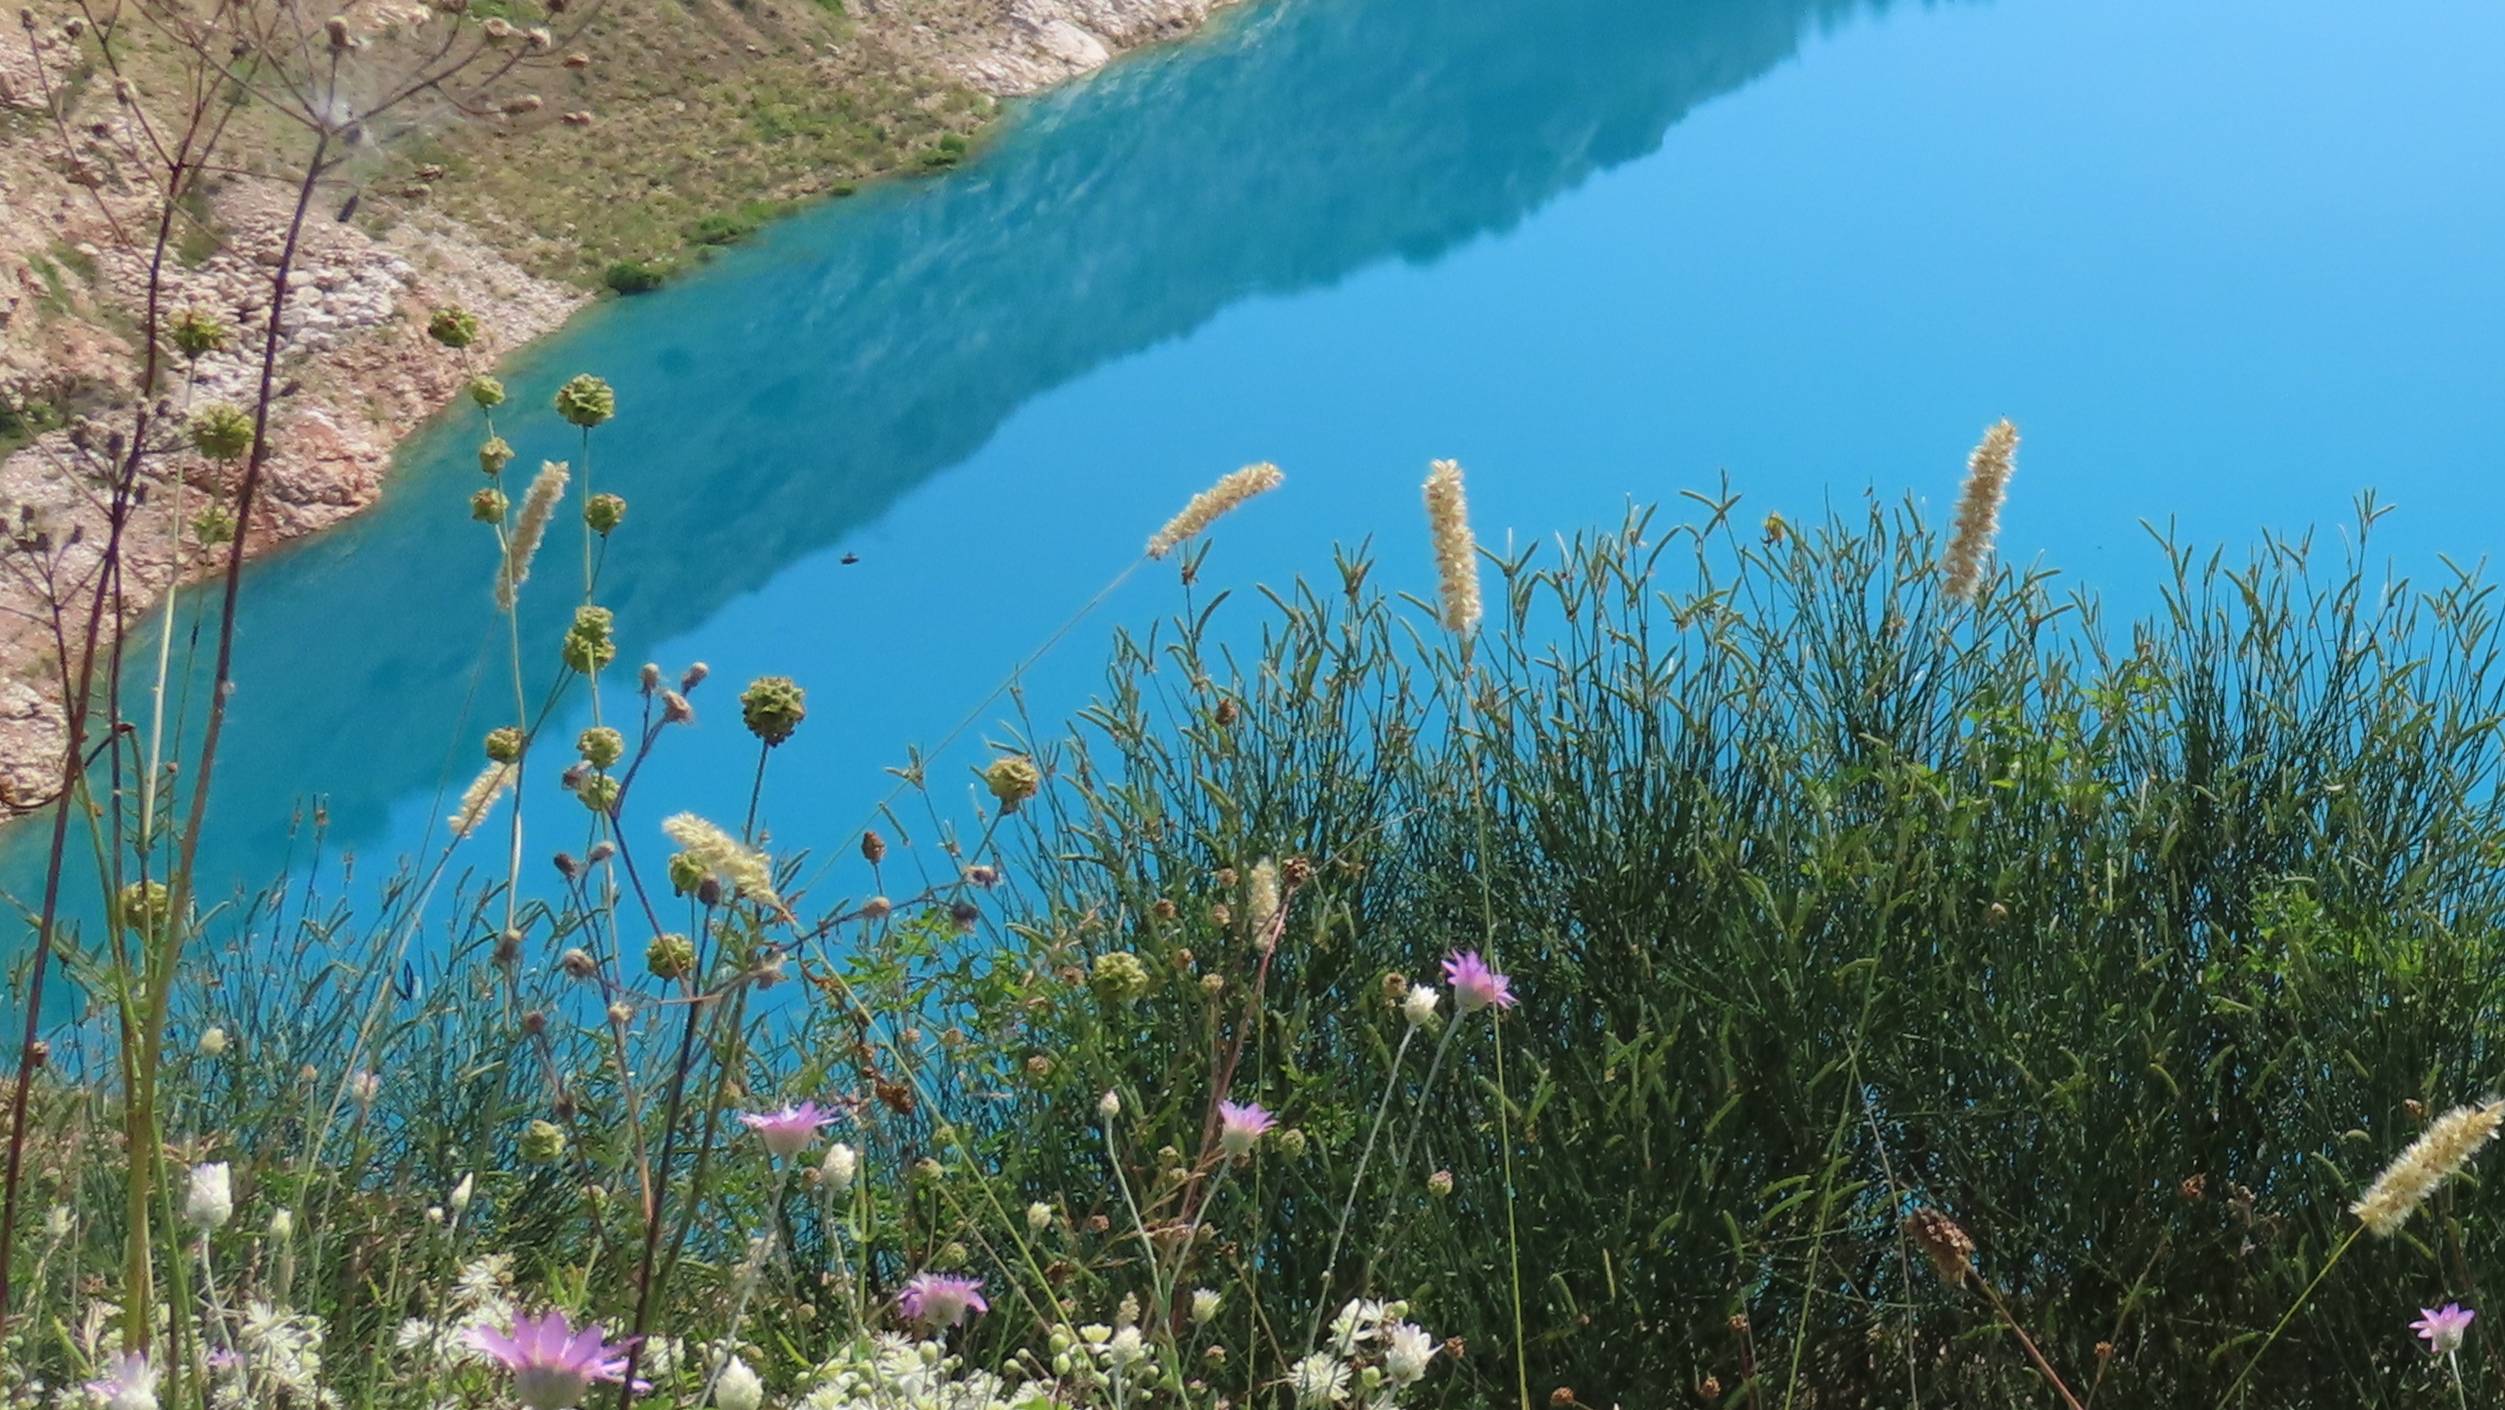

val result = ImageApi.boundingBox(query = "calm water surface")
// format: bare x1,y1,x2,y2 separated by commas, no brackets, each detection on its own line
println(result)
7,0,2504,958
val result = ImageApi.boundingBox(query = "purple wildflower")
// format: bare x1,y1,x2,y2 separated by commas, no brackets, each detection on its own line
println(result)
467,1308,644,1409
1216,1099,1276,1158
2414,1302,2476,1355
739,1100,839,1159
898,1272,989,1330
1441,950,1516,1014
86,1352,159,1410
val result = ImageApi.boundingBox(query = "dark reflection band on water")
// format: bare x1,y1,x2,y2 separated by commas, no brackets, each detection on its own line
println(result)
2,0,1917,938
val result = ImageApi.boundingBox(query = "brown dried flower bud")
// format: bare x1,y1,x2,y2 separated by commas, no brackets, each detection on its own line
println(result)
559,947,597,980
325,15,352,50
1151,898,1178,921
861,830,887,864
682,661,709,690
1903,1208,1975,1286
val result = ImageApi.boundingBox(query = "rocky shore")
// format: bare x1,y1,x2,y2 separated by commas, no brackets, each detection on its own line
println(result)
0,0,1233,814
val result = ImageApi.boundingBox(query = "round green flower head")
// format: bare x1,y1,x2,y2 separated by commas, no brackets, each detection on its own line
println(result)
192,507,236,548
468,375,506,409
519,1119,567,1164
168,307,229,360
426,306,480,349
560,605,616,673
189,403,254,462
1090,951,1151,1003
1275,1128,1309,1160
577,725,625,769
484,726,524,764
577,774,620,812
469,487,508,523
984,755,1040,808
583,492,627,535
646,932,696,981
740,675,806,746
666,851,706,895
553,373,615,428
113,879,173,939
477,436,514,476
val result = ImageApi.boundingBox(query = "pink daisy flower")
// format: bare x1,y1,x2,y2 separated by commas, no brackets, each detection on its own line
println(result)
739,1100,840,1159
898,1272,989,1329
1216,1099,1276,1158
467,1309,644,1410
2414,1302,2476,1355
1441,950,1516,1014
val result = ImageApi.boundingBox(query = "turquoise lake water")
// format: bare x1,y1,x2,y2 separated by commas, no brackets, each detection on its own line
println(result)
6,0,2505,956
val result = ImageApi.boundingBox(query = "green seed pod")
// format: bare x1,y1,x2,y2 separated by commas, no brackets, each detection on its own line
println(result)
1090,951,1150,1003
577,725,624,769
468,375,506,409
192,507,236,548
520,1119,567,1163
426,306,480,349
484,726,523,764
667,851,706,895
583,492,626,535
189,403,254,462
984,755,1040,808
577,775,620,812
1275,1128,1308,1159
470,487,508,523
739,675,806,746
646,932,696,980
560,605,616,673
113,880,172,939
553,373,615,428
478,436,514,475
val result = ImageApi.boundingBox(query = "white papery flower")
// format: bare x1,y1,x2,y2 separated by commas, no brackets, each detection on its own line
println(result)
712,1357,764,1410
1289,1353,1350,1407
1328,1298,1391,1348
1402,984,1439,1027
184,1162,233,1231
821,1142,859,1194
1383,1322,1436,1384
1096,1326,1148,1373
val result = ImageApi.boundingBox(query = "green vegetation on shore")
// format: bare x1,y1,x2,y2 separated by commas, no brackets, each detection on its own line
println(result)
383,0,996,290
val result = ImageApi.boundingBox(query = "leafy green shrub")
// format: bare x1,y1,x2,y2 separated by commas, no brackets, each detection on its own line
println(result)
980,491,2505,1407
602,258,669,295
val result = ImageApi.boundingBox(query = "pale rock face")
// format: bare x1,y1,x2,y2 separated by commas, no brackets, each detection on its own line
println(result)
937,0,1232,95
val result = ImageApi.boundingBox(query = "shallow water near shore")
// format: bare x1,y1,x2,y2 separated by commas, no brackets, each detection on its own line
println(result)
6,0,2504,988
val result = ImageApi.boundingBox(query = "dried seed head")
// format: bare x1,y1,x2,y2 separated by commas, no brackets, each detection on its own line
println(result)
1902,1207,1975,1286
1941,419,2019,602
496,462,569,610
1145,462,1284,559
447,762,515,837
861,830,887,864
2352,1100,2505,1236
1421,459,1482,633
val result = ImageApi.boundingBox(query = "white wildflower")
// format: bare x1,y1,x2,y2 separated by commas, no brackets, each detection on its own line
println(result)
1401,984,1438,1027
712,1357,764,1410
1383,1322,1436,1384
184,1162,233,1231
1289,1353,1350,1408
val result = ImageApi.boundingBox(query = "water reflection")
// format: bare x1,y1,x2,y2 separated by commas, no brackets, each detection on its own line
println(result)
10,0,1894,917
